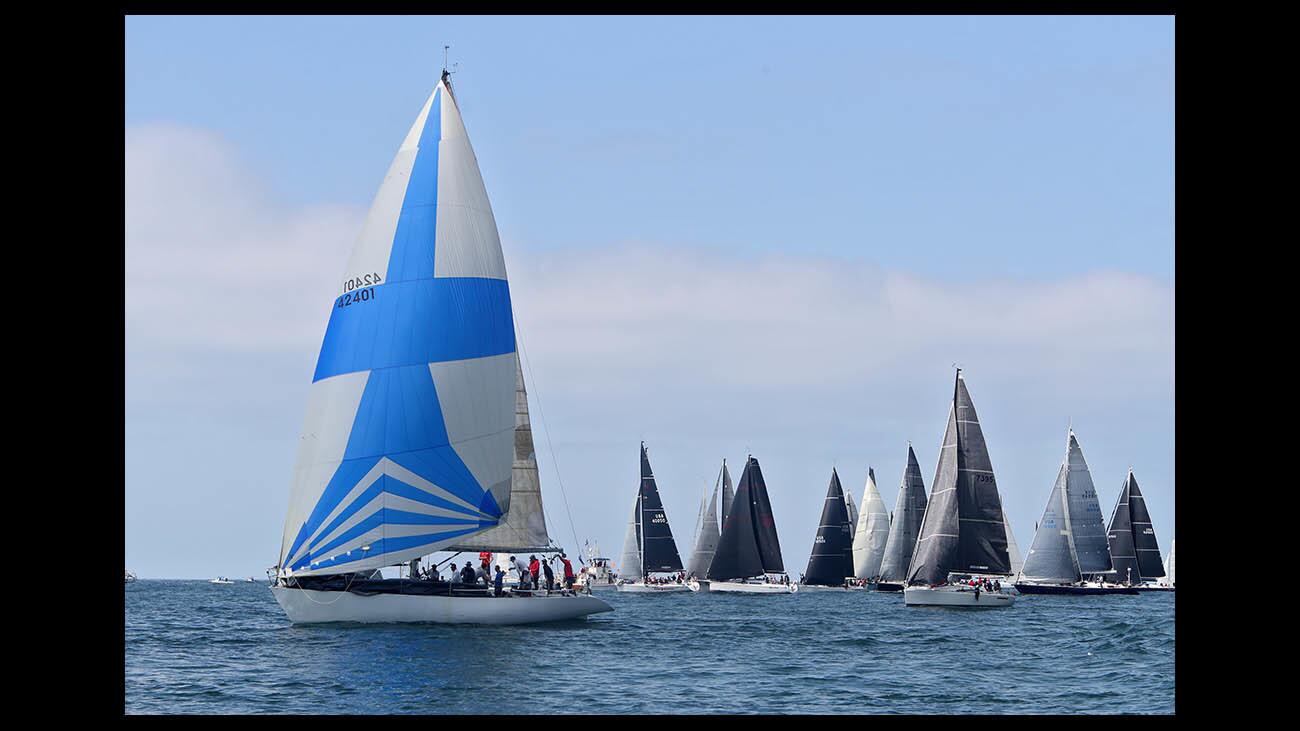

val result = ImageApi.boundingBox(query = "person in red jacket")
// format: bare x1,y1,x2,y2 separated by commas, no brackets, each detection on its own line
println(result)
559,553,576,590
528,555,541,590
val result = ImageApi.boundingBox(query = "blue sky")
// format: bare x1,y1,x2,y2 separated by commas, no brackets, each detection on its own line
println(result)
125,15,1174,578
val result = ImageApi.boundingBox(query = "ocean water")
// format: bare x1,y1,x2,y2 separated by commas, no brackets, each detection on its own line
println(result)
125,581,1173,714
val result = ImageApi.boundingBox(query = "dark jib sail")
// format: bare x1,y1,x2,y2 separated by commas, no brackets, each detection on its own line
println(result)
1106,469,1163,583
907,371,1011,586
636,442,683,573
877,445,928,583
803,468,853,585
720,460,735,528
708,456,784,579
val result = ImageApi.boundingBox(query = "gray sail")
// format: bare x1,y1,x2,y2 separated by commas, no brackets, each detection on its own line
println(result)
877,445,928,583
1062,431,1112,575
844,488,859,532
619,501,640,578
686,467,722,576
1021,456,1077,583
720,460,735,528
907,370,1011,585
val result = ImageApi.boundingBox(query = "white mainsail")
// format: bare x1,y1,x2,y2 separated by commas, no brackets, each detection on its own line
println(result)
278,74,519,578
1165,538,1175,585
852,468,891,579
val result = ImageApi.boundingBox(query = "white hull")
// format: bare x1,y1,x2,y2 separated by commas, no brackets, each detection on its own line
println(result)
271,586,614,625
904,585,1015,608
686,579,710,592
706,580,798,594
797,584,851,592
615,582,691,594
583,581,619,591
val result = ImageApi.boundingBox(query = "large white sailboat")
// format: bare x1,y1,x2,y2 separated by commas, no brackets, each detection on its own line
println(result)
615,443,690,593
270,67,612,624
904,370,1016,608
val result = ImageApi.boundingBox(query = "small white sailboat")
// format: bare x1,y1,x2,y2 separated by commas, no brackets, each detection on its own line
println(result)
1159,539,1175,589
616,443,691,593
125,570,137,584
904,370,1016,608
798,468,854,590
269,66,611,624
851,467,891,583
875,444,929,592
699,456,797,594
1016,429,1139,596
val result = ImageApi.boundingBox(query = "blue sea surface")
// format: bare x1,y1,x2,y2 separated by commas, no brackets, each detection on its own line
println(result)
124,581,1173,714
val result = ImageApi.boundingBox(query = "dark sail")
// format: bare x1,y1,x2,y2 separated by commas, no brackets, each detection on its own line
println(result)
707,458,764,580
635,442,683,573
1105,472,1140,584
877,445,928,583
907,371,1011,585
720,460,735,528
1062,432,1113,575
802,468,854,585
748,457,785,573
1126,470,1164,579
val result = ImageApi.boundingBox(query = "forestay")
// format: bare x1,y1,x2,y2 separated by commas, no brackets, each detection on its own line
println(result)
278,75,519,578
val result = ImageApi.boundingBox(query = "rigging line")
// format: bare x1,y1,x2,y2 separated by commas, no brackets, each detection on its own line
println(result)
515,329,584,560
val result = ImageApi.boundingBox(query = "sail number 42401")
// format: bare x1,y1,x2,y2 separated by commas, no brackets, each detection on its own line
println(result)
337,287,375,308
342,272,382,293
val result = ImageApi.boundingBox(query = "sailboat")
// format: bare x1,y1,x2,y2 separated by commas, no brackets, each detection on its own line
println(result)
799,468,855,590
616,443,690,593
1159,539,1175,589
695,456,797,593
851,467,891,584
1016,429,1139,595
875,445,928,592
844,484,859,533
904,370,1016,608
125,570,137,584
685,461,726,588
1105,469,1170,591
269,67,612,624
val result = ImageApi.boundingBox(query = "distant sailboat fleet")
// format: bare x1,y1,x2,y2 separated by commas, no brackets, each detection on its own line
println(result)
265,66,1171,624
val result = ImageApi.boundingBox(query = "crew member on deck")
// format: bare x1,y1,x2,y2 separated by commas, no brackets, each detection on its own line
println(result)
560,554,576,590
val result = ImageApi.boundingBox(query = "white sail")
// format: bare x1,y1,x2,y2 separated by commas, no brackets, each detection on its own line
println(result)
1165,539,1175,585
446,354,552,552
852,468,891,579
278,76,518,578
1004,511,1024,577
686,471,721,576
619,501,641,579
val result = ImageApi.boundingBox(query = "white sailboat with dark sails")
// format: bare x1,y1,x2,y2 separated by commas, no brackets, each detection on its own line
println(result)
875,444,928,592
798,468,855,590
694,456,797,593
269,67,612,624
616,443,690,593
904,370,1016,607
1105,469,1171,591
1016,429,1139,595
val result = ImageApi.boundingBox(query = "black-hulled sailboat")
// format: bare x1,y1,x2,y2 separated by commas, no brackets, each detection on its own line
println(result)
875,445,928,592
1105,469,1171,591
616,442,690,593
1016,429,1139,595
798,469,855,590
904,370,1016,607
694,456,797,593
